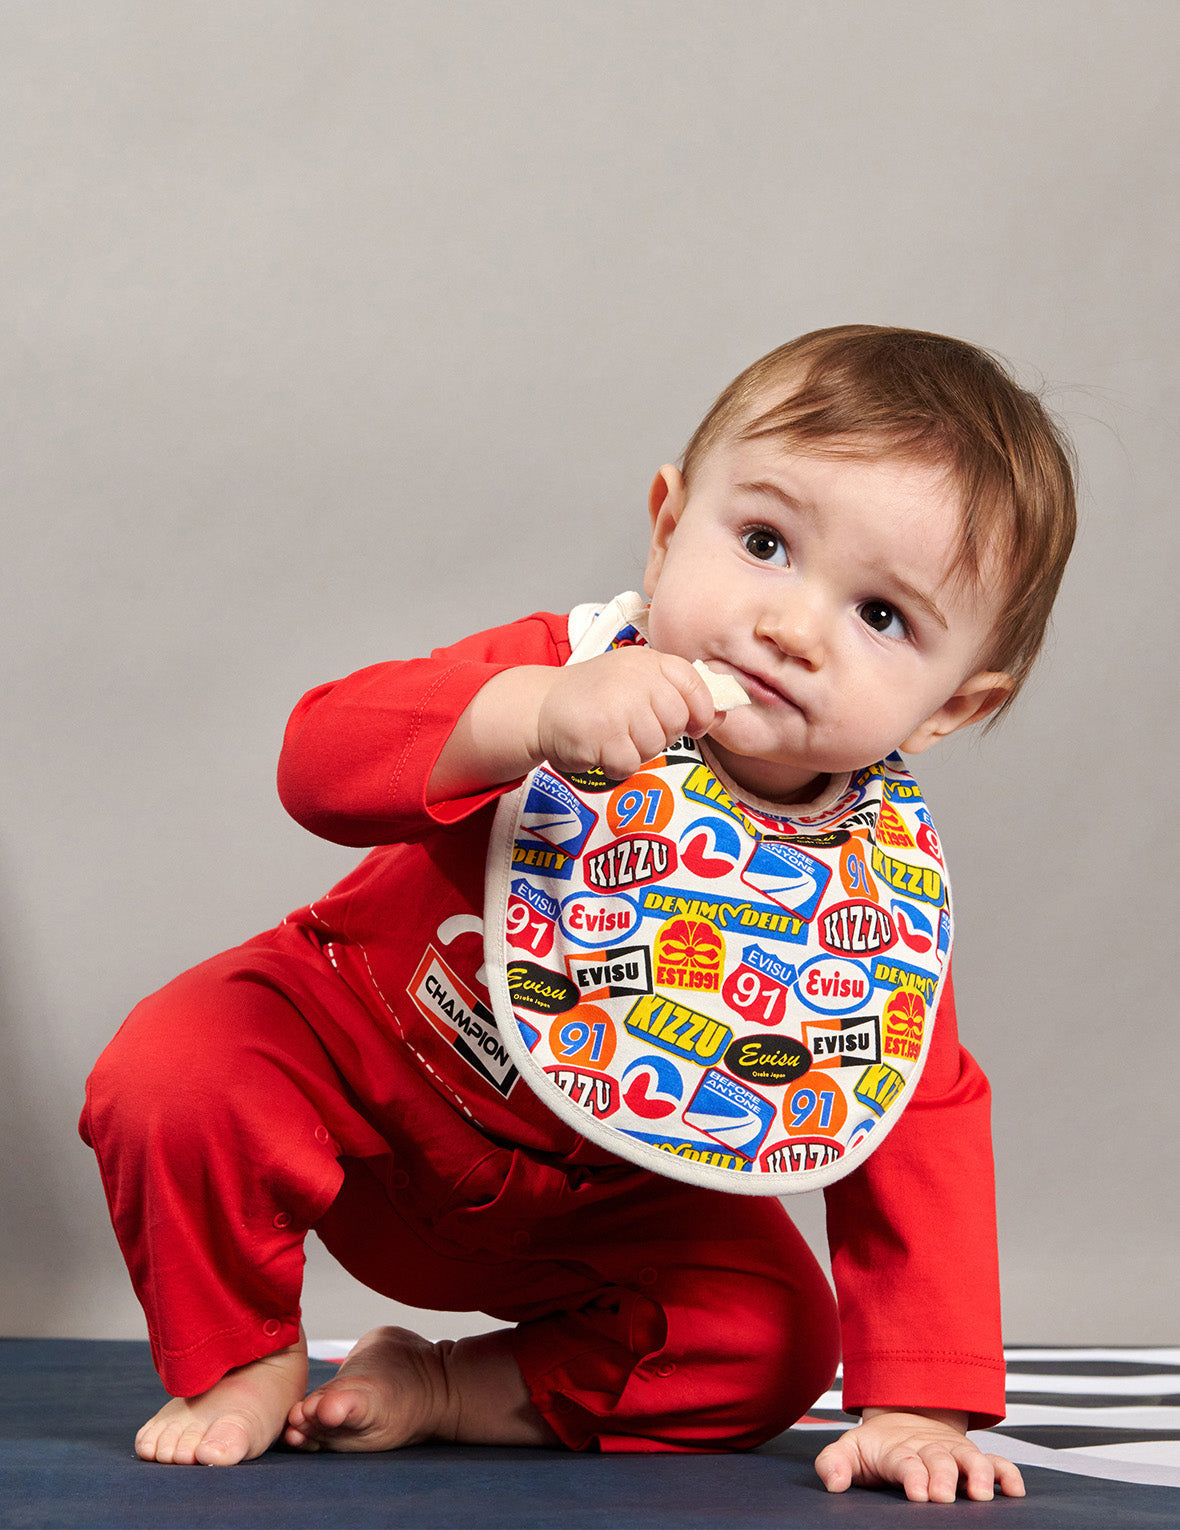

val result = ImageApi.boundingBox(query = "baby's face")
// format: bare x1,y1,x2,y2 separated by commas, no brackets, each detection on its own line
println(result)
643,429,1011,804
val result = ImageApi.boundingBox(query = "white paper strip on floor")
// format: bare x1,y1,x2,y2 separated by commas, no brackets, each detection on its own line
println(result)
1003,1347,1180,1366
1064,1442,1180,1467
1003,1372,1180,1396
971,1430,1180,1490
807,1397,1180,1429
999,1403,1180,1429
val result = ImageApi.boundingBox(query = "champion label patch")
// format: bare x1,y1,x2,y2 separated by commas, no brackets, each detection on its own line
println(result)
409,947,519,1096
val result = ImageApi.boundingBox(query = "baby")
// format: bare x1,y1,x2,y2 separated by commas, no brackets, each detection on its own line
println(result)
82,325,1075,1502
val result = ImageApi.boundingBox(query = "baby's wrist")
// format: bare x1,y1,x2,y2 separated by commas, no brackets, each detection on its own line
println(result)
428,666,557,802
860,1406,969,1433
484,665,558,772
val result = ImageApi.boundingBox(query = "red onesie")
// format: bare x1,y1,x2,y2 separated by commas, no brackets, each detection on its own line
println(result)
81,609,1007,1451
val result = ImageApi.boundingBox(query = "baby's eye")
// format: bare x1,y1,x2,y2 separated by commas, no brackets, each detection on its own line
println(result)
859,600,908,639
742,527,787,565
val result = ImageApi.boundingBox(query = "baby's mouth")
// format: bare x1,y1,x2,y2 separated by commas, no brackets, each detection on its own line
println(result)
731,665,804,714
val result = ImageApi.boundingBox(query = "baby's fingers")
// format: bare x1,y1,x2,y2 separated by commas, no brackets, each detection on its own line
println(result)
915,1445,963,1503
985,1453,1026,1498
813,1439,856,1494
611,658,714,768
654,654,717,740
595,725,663,783
922,1442,1023,1503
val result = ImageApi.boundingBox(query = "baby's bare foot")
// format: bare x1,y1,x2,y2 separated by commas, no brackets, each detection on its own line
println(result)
136,1334,309,1466
285,1326,453,1453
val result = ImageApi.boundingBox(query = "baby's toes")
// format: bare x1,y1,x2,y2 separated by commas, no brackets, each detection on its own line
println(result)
302,1382,361,1433
193,1417,254,1467
141,1408,201,1465
134,1417,169,1462
284,1397,321,1450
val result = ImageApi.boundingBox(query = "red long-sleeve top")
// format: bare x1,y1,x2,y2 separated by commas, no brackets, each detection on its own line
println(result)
277,608,1007,1426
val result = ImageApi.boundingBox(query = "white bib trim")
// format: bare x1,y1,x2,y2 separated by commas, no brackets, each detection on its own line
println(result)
484,593,951,1195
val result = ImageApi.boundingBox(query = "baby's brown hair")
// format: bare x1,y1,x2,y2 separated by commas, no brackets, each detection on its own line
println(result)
681,325,1077,713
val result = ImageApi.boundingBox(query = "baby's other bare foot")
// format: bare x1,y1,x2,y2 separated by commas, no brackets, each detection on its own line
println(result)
136,1334,309,1466
285,1326,453,1453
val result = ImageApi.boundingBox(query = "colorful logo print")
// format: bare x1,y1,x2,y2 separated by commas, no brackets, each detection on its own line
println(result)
683,1069,776,1159
621,1053,684,1118
521,773,598,856
623,994,732,1064
890,897,934,955
559,891,641,948
794,956,873,1015
678,815,743,878
653,916,725,993
741,839,831,920
882,988,925,1062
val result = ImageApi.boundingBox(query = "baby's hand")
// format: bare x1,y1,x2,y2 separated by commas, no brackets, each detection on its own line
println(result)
814,1408,1026,1504
536,647,718,781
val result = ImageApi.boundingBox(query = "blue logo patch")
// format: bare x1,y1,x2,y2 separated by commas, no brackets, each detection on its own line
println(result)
683,1069,776,1159
739,942,797,988
741,840,831,920
621,1053,684,1118
889,897,934,956
509,878,559,922
515,1016,541,1052
869,957,938,1003
521,772,598,856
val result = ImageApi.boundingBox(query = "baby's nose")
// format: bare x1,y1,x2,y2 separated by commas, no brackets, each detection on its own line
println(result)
756,596,826,668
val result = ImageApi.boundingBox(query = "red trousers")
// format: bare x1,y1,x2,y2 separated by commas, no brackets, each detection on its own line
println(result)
81,935,840,1452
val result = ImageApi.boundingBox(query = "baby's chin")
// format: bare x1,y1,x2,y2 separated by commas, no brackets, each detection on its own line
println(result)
702,731,830,807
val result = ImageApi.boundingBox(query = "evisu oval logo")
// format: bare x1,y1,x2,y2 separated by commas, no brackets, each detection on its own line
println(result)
723,1034,812,1086
819,899,896,956
507,962,580,1015
794,956,873,1015
559,891,641,948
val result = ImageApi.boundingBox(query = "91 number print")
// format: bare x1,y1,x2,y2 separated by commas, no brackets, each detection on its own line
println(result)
506,896,555,958
722,962,789,1025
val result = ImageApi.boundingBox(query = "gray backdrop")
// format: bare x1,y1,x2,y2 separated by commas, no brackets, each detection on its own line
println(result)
2,1,1176,1348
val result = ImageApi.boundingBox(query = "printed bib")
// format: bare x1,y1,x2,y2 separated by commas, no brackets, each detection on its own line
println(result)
484,593,952,1194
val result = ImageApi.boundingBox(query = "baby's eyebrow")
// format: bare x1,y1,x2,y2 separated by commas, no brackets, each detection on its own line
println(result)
890,575,948,631
736,478,806,512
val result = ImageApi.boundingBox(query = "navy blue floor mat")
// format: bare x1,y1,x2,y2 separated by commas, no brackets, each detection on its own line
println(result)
2,1340,1177,1529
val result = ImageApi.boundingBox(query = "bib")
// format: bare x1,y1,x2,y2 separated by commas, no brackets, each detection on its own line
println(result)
484,593,952,1194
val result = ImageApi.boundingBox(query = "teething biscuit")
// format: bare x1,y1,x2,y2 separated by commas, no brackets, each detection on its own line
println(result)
692,660,751,710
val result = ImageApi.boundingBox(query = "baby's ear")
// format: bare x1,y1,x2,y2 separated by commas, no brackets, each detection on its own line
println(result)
644,465,686,595
901,671,1014,753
